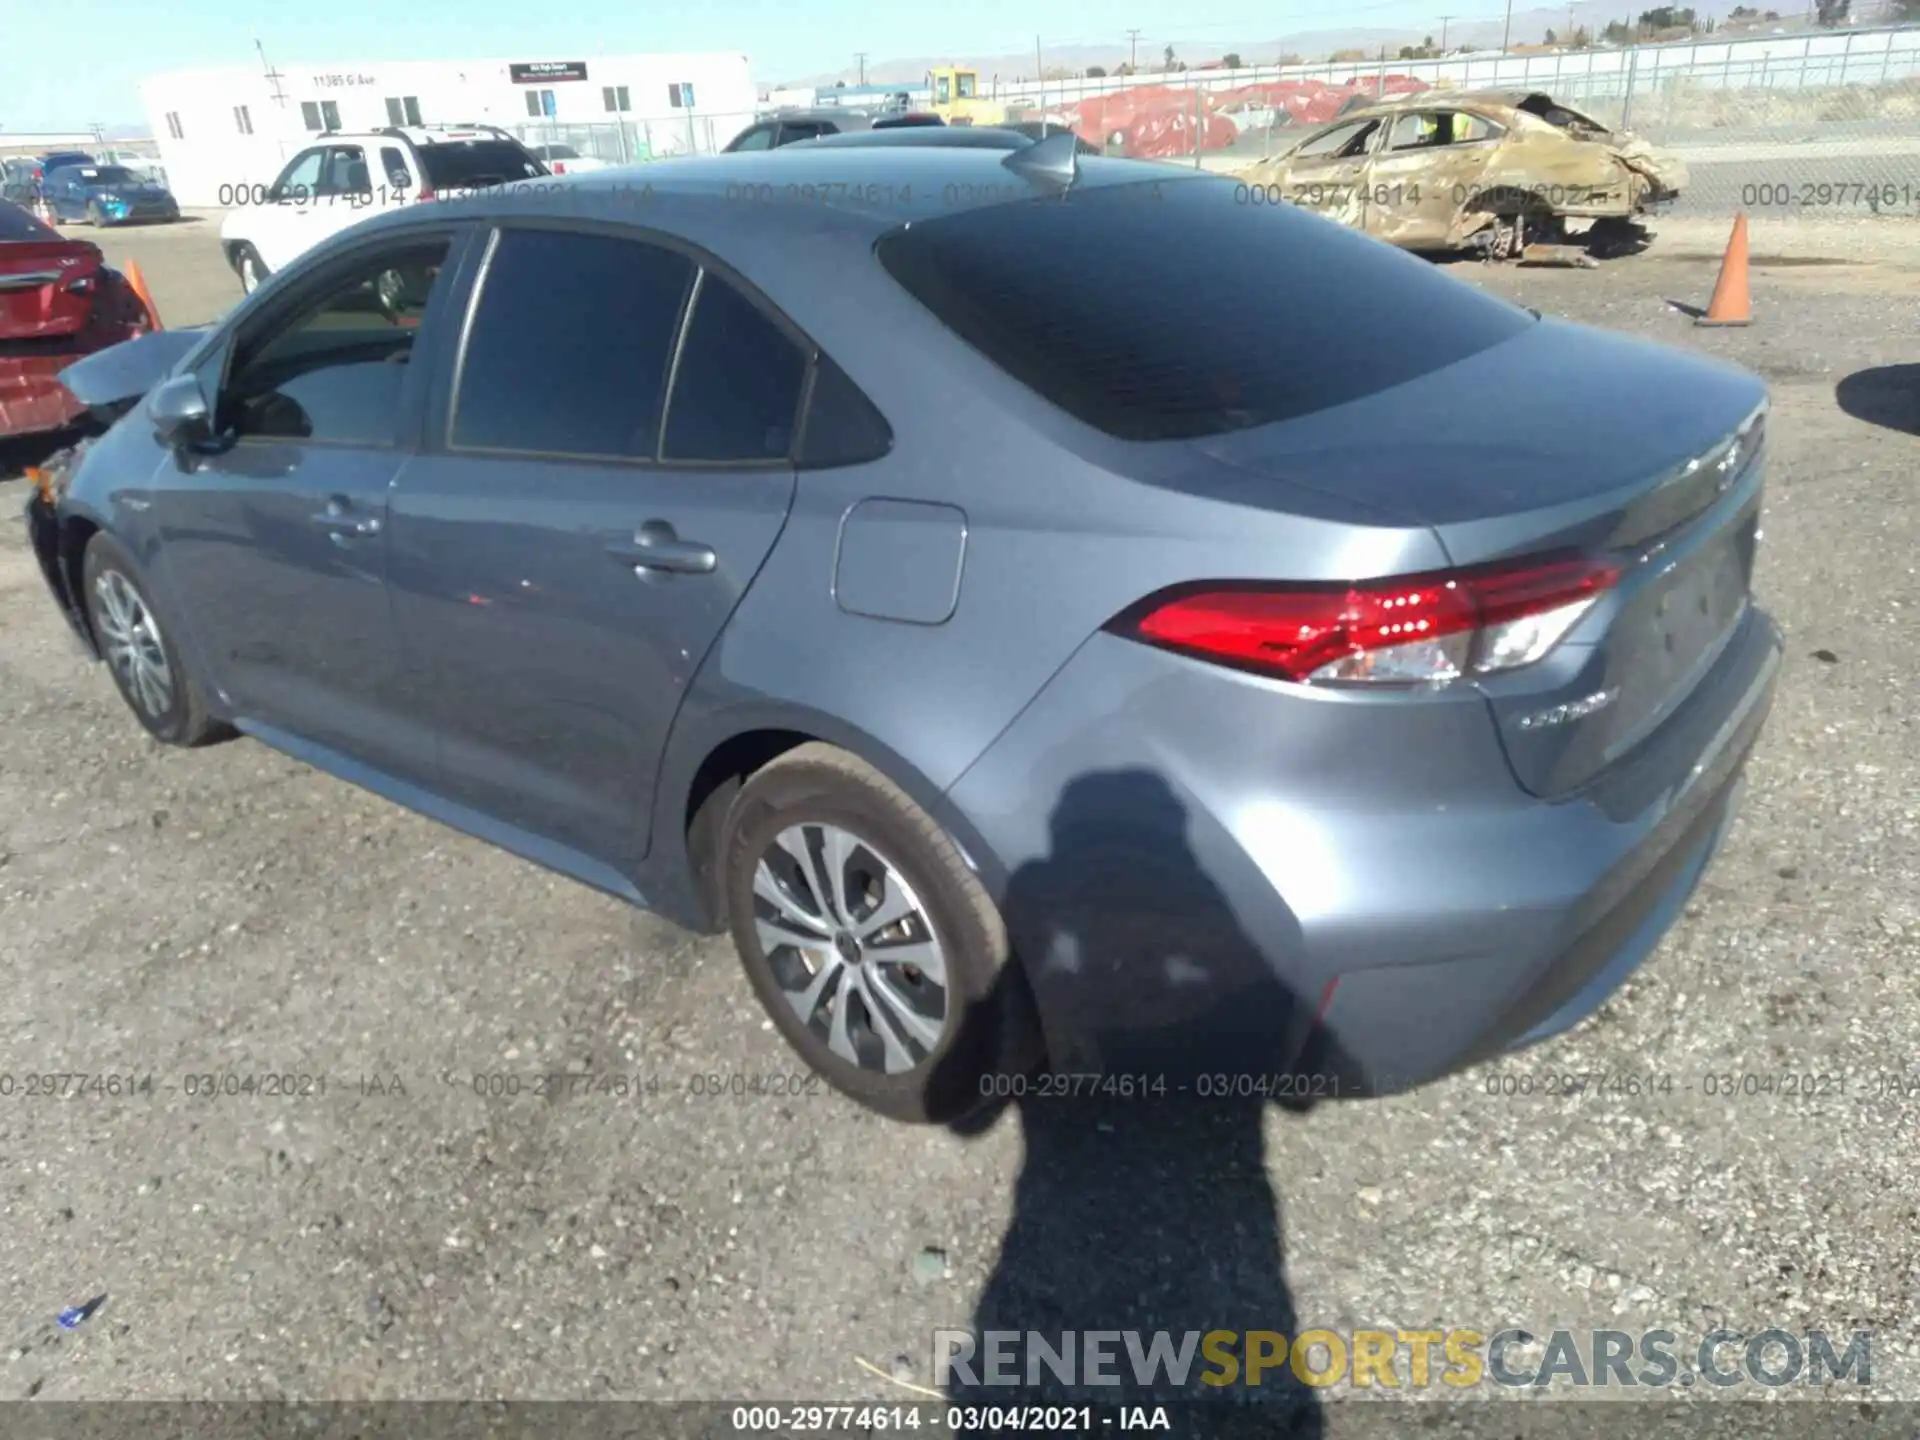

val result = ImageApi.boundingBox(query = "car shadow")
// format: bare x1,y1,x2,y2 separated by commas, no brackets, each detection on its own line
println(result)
936,770,1330,1438
1835,364,1920,436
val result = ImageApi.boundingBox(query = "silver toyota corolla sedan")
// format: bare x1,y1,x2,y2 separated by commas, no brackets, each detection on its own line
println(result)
25,137,1779,1122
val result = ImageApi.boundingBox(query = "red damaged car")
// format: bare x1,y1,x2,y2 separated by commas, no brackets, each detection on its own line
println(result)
0,197,155,440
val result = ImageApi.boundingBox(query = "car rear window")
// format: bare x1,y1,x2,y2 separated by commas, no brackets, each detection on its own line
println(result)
0,200,56,240
417,141,548,189
875,176,1536,442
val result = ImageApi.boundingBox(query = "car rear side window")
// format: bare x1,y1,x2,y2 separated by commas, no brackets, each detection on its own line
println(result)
797,354,892,468
453,228,694,459
418,141,547,189
662,273,808,462
875,177,1535,442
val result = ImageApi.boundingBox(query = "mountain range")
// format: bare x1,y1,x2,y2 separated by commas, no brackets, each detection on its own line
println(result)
781,3,1830,85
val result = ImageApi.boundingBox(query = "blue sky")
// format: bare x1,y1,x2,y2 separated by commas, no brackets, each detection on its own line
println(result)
12,0,1511,130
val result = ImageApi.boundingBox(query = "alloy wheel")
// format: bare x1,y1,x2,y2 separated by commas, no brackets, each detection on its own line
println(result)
93,570,174,720
752,823,950,1075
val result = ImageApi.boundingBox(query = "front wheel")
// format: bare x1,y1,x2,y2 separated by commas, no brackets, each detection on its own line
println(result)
86,201,106,227
721,744,1042,1124
81,534,231,747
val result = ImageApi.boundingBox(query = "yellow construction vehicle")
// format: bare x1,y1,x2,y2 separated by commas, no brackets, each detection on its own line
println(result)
924,66,1008,126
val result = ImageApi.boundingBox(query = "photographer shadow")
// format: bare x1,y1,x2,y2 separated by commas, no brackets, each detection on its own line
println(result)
938,770,1335,1438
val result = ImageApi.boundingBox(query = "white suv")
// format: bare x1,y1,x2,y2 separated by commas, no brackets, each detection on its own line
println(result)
220,124,549,293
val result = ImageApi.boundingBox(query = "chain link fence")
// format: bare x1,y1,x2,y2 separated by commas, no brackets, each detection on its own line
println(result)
506,111,757,165
933,23,1920,217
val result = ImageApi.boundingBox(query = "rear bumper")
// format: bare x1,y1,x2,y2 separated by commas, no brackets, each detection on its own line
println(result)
945,603,1782,1093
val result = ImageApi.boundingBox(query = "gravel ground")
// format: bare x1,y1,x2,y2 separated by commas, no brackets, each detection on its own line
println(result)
0,216,1917,1430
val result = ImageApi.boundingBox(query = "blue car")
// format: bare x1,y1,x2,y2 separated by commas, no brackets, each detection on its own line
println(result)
42,163,180,226
22,139,1778,1123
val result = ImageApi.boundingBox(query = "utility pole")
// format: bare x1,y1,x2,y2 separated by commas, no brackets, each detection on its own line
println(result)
1127,28,1142,71
1500,0,1515,51
855,52,867,85
1035,34,1044,81
1439,13,1453,49
254,36,288,107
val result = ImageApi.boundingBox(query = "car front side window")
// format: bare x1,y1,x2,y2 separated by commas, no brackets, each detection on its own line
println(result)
271,150,326,203
221,238,453,447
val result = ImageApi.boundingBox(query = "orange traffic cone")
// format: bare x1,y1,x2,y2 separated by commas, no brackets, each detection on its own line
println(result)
1695,213,1751,328
123,259,164,332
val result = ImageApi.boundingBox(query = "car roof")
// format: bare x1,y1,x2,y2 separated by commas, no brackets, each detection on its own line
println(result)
360,145,1202,243
1335,89,1569,123
790,127,1031,151
761,108,890,127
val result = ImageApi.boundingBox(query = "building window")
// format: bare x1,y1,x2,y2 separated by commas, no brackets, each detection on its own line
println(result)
322,100,341,130
234,105,254,135
385,95,423,126
603,84,631,113
165,111,185,140
525,90,542,117
302,100,323,131
667,82,695,108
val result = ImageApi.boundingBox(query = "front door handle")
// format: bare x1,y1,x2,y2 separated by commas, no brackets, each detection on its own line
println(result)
310,495,382,537
607,521,716,576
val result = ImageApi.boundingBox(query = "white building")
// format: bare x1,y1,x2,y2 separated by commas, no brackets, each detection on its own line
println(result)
141,52,758,206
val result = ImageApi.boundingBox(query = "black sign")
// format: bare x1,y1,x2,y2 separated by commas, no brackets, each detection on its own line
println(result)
509,61,589,83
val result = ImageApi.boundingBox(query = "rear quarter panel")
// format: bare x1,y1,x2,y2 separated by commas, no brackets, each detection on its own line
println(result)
648,192,1447,906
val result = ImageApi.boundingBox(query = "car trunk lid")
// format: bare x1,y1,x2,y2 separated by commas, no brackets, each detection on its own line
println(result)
0,237,101,340
1191,317,1768,797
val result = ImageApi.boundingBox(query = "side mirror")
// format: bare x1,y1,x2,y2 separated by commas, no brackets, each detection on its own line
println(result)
148,373,211,446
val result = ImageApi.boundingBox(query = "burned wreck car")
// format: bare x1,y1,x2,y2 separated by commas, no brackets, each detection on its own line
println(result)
1232,90,1686,261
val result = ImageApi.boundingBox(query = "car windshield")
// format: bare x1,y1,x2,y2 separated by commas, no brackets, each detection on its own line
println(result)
417,141,549,188
65,166,142,186
877,176,1534,442
542,145,581,159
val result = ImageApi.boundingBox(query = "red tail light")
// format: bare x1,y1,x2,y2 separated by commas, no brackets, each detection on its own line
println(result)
1116,556,1619,687
416,186,436,204
552,161,567,173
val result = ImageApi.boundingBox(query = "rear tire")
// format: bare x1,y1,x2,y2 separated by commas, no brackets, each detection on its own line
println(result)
720,744,1042,1124
81,534,231,748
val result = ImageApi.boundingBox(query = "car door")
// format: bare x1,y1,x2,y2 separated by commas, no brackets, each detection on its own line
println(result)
385,222,807,873
1274,116,1385,229
147,227,473,781
1363,109,1503,248
251,147,328,271
47,169,85,221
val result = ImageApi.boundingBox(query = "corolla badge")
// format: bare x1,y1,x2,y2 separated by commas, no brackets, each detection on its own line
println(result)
1517,687,1619,731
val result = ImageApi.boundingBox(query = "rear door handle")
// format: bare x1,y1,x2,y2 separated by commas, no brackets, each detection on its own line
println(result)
607,521,716,576
310,495,382,536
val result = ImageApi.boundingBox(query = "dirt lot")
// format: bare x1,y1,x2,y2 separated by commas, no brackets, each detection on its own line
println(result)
1,212,1918,1426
